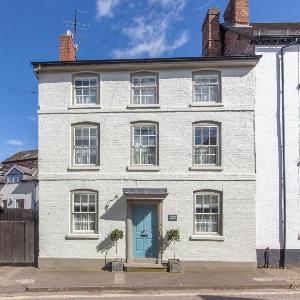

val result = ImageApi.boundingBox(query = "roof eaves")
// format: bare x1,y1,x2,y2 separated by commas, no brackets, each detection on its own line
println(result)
31,55,261,68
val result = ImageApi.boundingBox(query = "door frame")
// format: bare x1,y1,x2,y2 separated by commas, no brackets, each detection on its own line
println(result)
126,199,163,264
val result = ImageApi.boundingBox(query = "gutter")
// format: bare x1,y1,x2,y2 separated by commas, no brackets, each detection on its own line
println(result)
33,64,42,79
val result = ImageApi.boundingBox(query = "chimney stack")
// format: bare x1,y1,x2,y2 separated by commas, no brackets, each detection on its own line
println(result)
224,0,249,26
202,8,221,56
59,30,77,61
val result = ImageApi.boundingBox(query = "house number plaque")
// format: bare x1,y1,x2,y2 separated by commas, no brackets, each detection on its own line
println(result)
168,214,177,221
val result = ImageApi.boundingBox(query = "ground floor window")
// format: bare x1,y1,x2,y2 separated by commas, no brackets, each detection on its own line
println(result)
16,199,24,209
71,192,97,233
2,200,7,208
194,191,221,235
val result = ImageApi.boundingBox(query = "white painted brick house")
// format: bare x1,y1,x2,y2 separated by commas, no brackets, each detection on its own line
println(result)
33,35,260,268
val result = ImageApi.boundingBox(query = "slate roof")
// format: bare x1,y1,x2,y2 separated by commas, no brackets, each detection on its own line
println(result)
3,149,38,163
222,22,300,44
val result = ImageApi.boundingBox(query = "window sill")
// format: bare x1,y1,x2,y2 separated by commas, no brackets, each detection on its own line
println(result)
127,104,160,109
68,166,100,171
66,234,100,240
190,235,225,241
189,166,223,171
127,165,161,172
189,103,223,108
68,105,101,110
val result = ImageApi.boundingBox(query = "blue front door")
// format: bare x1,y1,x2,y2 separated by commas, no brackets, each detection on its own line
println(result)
133,205,157,258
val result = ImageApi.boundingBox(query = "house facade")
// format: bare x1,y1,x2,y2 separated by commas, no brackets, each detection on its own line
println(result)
33,37,260,268
0,150,38,209
202,0,300,266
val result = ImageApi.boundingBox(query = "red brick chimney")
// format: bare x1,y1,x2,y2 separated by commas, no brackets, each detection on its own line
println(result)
202,8,221,56
224,0,249,26
59,30,77,61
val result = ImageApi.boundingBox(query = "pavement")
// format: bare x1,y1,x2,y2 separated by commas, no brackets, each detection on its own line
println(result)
1,266,300,295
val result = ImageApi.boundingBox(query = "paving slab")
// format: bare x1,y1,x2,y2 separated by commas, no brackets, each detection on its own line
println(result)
0,267,299,294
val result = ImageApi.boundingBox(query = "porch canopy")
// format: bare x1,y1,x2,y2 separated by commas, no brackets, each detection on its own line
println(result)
123,188,168,200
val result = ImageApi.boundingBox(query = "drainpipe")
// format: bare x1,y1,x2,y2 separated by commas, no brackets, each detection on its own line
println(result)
280,38,299,268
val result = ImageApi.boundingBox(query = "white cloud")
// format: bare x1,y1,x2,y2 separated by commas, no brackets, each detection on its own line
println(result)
5,139,24,146
111,0,190,58
96,0,120,19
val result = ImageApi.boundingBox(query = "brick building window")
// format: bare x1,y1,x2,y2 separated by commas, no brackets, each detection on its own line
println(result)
193,71,221,103
131,75,158,105
71,191,97,233
73,124,99,165
194,191,221,235
131,123,158,166
73,75,99,105
193,123,220,165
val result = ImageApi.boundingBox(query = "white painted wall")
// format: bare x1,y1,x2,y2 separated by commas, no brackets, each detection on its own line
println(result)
0,181,38,209
256,45,300,251
38,64,257,263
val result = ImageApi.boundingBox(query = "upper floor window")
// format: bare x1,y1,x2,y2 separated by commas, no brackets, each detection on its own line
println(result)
193,123,220,166
71,191,97,233
132,75,157,105
73,76,99,105
193,71,220,103
132,123,158,166
7,174,22,183
194,191,221,235
73,124,99,165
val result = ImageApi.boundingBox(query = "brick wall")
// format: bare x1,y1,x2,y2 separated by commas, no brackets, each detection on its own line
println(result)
202,8,221,56
224,0,249,26
223,30,255,56
59,33,76,61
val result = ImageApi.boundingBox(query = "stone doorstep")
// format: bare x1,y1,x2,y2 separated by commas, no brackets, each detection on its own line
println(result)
124,263,167,272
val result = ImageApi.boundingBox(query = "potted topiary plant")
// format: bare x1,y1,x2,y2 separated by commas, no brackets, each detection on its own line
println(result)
110,229,124,272
166,228,181,273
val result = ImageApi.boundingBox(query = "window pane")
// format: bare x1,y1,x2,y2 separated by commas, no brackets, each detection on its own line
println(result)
133,78,141,86
195,194,220,234
134,135,141,145
210,127,217,145
194,74,219,103
132,147,140,164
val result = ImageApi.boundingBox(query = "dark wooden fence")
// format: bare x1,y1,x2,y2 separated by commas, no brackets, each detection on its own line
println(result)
0,209,38,266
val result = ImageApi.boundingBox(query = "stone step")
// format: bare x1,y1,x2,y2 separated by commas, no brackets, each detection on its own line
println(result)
124,263,167,272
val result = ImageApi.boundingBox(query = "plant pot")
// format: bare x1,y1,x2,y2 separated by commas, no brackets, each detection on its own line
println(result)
168,259,181,273
111,260,124,272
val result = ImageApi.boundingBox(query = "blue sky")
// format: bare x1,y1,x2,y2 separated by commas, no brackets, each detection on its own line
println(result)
0,0,299,161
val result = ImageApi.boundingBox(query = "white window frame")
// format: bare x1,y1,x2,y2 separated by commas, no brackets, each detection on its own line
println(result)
71,191,98,234
194,191,221,236
131,75,158,105
72,124,99,166
131,123,158,166
73,75,99,105
193,123,220,166
193,71,221,103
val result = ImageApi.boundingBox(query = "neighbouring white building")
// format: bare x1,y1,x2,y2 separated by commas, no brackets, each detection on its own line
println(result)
202,0,300,267
33,31,260,269
0,150,38,210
